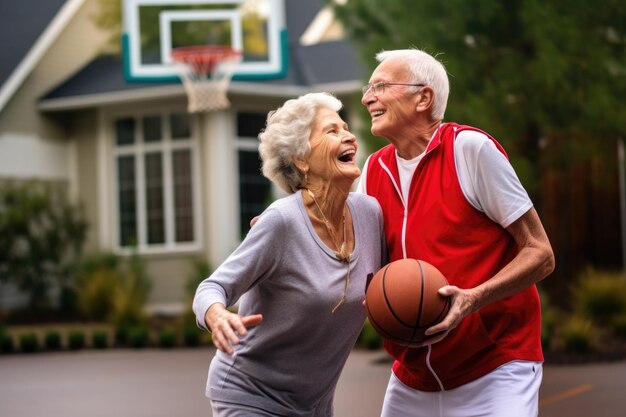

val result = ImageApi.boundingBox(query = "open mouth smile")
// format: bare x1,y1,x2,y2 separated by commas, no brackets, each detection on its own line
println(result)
338,149,356,163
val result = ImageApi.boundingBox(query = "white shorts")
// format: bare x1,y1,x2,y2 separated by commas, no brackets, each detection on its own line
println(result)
381,360,543,417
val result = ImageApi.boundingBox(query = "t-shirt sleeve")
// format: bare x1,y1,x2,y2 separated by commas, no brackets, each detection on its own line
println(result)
355,156,371,194
455,130,533,228
192,208,285,330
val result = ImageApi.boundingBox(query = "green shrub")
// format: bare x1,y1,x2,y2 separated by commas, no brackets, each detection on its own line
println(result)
559,316,594,354
0,180,87,310
75,252,151,330
183,325,201,347
0,334,14,353
186,259,212,296
44,331,62,350
572,270,626,323
0,324,10,353
92,330,108,349
180,259,212,327
67,330,85,350
158,328,177,349
19,333,39,353
540,297,560,352
77,268,119,322
358,321,383,350
128,326,150,348
114,324,130,346
611,314,626,339
109,252,151,330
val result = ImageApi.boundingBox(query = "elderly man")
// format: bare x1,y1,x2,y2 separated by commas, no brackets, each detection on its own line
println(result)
358,49,555,417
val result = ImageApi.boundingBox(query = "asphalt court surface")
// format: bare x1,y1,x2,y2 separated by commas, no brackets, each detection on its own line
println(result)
1,348,624,416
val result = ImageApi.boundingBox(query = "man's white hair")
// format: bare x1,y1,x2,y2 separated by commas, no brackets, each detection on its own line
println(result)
376,49,450,120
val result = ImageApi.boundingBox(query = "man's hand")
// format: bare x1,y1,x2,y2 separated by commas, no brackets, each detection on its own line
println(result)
415,285,479,347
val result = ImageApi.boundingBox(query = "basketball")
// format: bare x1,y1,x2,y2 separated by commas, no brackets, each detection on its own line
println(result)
365,258,451,346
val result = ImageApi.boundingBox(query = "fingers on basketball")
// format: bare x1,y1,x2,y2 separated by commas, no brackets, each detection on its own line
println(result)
365,259,450,346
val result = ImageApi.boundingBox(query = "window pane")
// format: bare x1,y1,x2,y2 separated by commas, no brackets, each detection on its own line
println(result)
172,150,194,242
170,113,191,140
116,118,135,145
238,150,272,235
143,115,162,143
237,112,267,138
145,152,165,244
117,155,137,246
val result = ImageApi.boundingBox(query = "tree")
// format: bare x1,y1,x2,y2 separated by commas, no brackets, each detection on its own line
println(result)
332,0,625,186
0,181,87,310
331,0,626,299
92,0,122,54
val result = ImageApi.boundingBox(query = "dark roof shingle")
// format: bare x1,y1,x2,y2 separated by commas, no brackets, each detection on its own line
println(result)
0,0,68,86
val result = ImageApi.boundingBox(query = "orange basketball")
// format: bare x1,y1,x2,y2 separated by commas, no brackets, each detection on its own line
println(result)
365,258,450,346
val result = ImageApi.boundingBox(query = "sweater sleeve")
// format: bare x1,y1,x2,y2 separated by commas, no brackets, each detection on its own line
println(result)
192,207,285,330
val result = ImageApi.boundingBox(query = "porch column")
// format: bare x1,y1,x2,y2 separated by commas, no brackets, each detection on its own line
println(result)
200,110,239,269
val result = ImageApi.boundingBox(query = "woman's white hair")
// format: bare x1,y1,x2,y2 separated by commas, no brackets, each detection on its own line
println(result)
258,92,343,194
376,49,450,120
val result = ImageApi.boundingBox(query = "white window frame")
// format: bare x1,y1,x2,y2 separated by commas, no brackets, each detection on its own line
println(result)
111,109,203,255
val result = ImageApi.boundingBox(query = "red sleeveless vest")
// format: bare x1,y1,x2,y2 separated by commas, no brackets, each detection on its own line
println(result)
365,122,543,391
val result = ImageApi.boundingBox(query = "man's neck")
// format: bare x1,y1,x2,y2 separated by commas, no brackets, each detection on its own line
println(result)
394,120,442,159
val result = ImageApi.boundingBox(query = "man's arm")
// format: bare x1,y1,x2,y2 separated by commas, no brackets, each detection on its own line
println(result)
421,207,555,344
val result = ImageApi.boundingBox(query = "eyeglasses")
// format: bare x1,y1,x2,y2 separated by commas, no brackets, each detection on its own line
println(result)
361,82,425,97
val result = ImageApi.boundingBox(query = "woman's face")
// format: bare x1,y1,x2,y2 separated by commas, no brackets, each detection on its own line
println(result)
306,107,360,185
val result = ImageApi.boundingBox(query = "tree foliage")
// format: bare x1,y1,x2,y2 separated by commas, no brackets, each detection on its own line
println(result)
0,181,87,309
332,0,626,193
92,0,123,53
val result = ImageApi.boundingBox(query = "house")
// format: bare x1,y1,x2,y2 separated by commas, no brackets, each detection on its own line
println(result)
0,0,365,313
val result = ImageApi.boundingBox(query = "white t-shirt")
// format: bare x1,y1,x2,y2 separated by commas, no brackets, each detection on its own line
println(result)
356,128,532,228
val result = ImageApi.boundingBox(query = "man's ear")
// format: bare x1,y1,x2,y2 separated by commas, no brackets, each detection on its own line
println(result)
415,86,435,114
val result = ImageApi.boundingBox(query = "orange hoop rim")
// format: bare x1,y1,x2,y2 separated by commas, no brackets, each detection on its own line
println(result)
171,45,241,65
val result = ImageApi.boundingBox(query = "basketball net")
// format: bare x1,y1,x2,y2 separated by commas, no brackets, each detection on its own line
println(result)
171,46,241,113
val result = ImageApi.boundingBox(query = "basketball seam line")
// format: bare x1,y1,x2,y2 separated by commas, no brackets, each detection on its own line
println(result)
409,260,426,344
382,265,413,328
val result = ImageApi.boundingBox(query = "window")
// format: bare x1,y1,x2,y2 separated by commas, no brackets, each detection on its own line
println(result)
236,112,272,235
114,112,199,252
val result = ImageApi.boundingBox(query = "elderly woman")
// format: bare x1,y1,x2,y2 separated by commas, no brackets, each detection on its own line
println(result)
193,92,386,417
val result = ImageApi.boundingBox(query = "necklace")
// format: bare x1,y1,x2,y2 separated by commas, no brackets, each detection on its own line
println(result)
305,188,351,313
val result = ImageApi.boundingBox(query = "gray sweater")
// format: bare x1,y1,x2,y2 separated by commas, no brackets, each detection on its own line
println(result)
193,190,386,416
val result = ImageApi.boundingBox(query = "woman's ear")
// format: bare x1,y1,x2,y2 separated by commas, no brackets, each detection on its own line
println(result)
292,157,309,174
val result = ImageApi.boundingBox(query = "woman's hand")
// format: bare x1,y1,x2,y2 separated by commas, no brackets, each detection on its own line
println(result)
205,303,263,355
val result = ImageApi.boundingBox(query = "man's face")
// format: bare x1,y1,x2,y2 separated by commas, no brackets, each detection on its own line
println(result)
361,58,420,139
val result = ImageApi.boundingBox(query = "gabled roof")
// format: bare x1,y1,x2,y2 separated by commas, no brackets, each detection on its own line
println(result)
38,0,364,112
0,0,86,111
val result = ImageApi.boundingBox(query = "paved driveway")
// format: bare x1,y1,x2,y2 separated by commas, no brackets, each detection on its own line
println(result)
0,348,624,416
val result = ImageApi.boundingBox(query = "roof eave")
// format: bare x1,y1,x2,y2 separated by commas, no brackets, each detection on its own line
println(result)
38,80,361,112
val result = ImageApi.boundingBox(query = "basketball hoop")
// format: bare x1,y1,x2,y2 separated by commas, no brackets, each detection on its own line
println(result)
171,45,241,113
